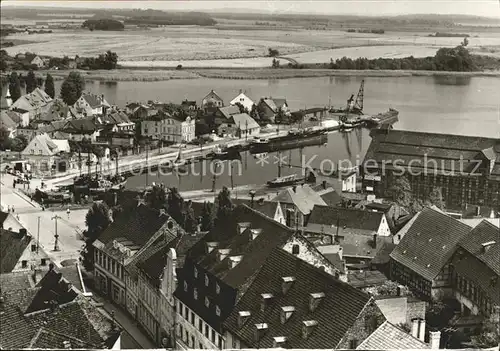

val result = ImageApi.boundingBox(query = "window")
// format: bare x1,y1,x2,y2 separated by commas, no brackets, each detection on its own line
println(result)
350,339,359,349
292,244,300,255
194,267,198,278
199,342,203,349
191,335,195,348
205,296,210,308
31,244,37,252
41,258,47,266
205,274,209,286
211,330,216,343
21,260,28,268
184,281,188,292
215,283,220,294
204,325,209,338
190,311,195,324
198,319,203,332
215,305,221,316
194,288,198,300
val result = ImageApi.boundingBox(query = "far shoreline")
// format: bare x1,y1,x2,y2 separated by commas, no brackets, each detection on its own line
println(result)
4,68,500,82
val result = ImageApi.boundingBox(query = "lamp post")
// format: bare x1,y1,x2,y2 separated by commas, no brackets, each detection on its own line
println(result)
52,214,61,252
249,190,256,208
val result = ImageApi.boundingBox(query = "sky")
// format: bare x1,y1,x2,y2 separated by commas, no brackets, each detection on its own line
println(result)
2,0,500,18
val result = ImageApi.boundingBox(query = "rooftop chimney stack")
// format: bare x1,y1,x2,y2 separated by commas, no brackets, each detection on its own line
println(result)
490,209,496,219
411,319,419,339
430,331,441,349
372,233,377,249
418,319,426,342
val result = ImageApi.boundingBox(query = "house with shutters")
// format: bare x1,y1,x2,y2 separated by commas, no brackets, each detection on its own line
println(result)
170,204,342,350
223,247,386,349
450,220,500,317
390,207,472,301
362,129,500,208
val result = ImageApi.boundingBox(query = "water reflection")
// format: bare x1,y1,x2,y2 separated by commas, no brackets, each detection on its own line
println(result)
433,75,472,86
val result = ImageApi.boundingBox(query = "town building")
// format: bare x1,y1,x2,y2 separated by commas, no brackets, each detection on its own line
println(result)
98,110,135,133
9,88,53,120
73,92,111,116
357,321,433,349
450,220,499,317
229,90,254,112
181,100,198,113
201,90,224,112
61,118,99,141
0,228,50,273
172,204,342,350
218,113,260,138
256,97,289,122
1,109,29,134
93,203,179,311
363,129,500,208
214,105,240,125
21,134,62,174
0,267,121,349
0,211,24,232
390,207,472,300
127,104,158,120
140,112,195,143
223,247,386,349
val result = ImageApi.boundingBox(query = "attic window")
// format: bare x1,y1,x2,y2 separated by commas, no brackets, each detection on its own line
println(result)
216,283,220,294
205,274,209,287
426,264,431,268
238,311,251,328
194,288,198,300
302,320,318,340
218,248,232,262
183,281,188,292
215,305,221,316
442,245,447,250
260,293,274,312
309,292,325,312
403,250,407,254
254,323,268,342
194,267,198,278
204,297,210,308
280,306,295,324
273,336,287,348
250,228,262,240
229,255,243,269
281,276,296,295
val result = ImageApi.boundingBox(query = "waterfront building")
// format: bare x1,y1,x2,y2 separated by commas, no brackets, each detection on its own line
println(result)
201,90,224,113
229,90,254,112
73,92,111,116
141,112,195,144
256,97,289,122
363,129,500,209
223,247,386,349
21,134,63,174
172,205,342,350
61,117,99,141
218,113,260,138
390,207,471,301
9,87,53,120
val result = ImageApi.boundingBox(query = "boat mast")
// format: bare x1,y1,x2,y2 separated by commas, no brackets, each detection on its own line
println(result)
354,80,364,112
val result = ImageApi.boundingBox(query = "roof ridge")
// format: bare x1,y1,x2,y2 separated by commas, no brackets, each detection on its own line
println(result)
239,204,293,233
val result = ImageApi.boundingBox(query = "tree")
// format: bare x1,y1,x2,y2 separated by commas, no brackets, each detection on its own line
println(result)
215,186,234,225
471,311,499,348
145,185,167,210
426,187,445,210
0,58,7,72
44,73,55,98
235,102,246,113
167,187,185,226
85,202,111,240
8,72,21,103
389,175,424,214
200,201,214,231
25,70,36,94
9,135,28,152
184,201,197,233
60,71,85,105
249,104,258,119
268,47,279,57
80,236,95,272
104,50,118,69
0,126,11,150
461,36,469,47
111,205,124,222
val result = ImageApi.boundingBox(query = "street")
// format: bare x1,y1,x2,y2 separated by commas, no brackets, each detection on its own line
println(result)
1,173,87,266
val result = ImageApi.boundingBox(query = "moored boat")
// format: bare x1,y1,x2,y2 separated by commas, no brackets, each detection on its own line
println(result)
267,174,305,188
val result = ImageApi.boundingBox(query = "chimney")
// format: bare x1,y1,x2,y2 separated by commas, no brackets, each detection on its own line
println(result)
229,255,243,268
302,320,318,340
237,222,251,234
238,311,251,328
19,228,27,236
411,319,419,339
281,276,296,295
418,319,426,342
322,180,327,189
372,233,377,249
206,242,219,253
490,209,496,219
260,293,274,312
397,284,405,296
254,323,268,342
280,306,295,324
217,248,231,262
481,241,496,253
273,336,287,348
309,292,325,312
250,228,262,241
430,331,441,349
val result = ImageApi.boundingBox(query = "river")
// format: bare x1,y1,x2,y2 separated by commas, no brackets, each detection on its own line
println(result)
3,75,499,191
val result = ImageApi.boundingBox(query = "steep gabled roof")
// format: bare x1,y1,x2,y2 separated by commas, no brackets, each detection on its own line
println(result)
271,185,326,215
390,207,472,281
185,204,296,291
308,206,384,232
202,89,223,102
63,118,97,133
357,321,429,350
230,113,260,131
217,105,240,119
0,229,32,273
223,248,375,349
458,220,500,276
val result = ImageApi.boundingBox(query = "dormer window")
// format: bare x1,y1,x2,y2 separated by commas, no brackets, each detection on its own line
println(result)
273,336,287,348
216,283,220,294
205,274,209,286
254,323,268,343
302,320,318,340
184,281,188,292
260,293,274,312
309,292,325,312
215,305,221,316
194,267,198,278
205,297,210,308
281,276,295,295
280,306,295,324
238,311,251,328
194,288,198,300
